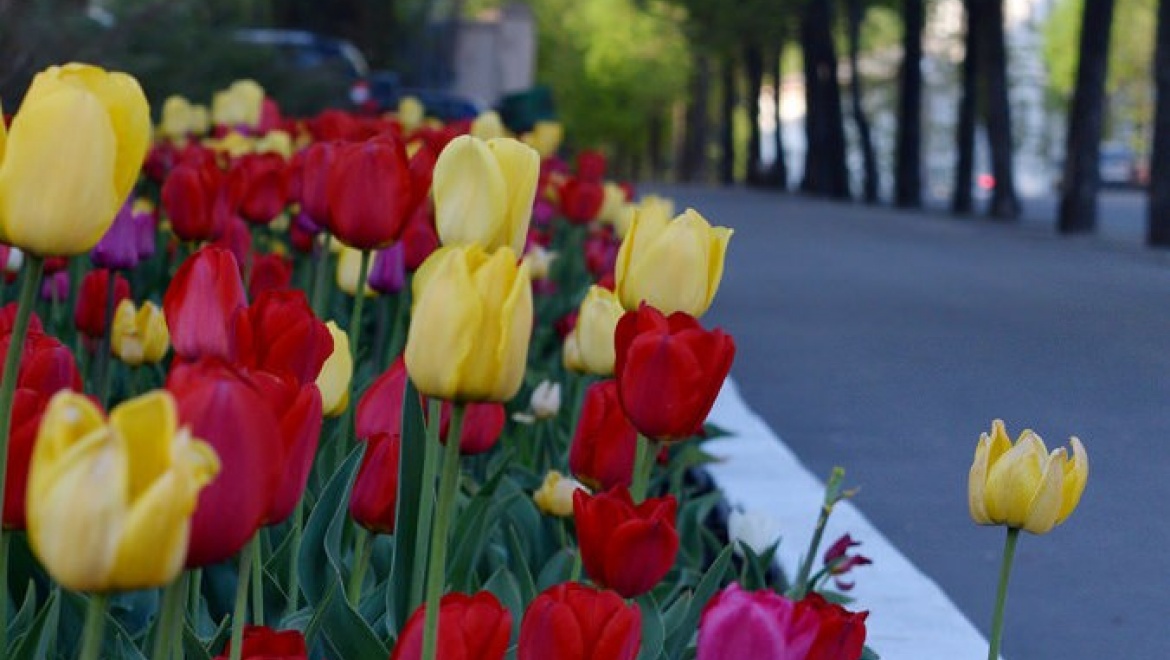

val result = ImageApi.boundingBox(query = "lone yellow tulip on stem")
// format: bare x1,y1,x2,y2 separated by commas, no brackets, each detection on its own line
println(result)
27,390,220,592
405,245,533,402
317,321,353,417
111,300,170,366
968,419,1088,535
0,63,150,256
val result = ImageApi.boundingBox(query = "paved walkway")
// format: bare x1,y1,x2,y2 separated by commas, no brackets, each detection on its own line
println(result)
644,184,1170,660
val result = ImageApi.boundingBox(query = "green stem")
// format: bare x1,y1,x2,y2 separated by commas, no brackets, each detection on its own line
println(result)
251,534,264,626
629,434,656,503
333,249,371,469
286,499,304,615
78,592,110,660
420,404,466,660
346,528,373,604
408,398,445,612
152,577,188,660
229,538,257,660
793,468,846,599
987,527,1020,660
0,255,43,652
188,568,203,621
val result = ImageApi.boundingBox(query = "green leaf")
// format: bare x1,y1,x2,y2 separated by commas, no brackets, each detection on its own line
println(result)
535,548,574,591
664,545,733,659
8,587,59,660
481,567,523,636
447,469,513,591
661,592,691,638
6,579,39,640
387,379,428,631
636,592,665,660
504,524,538,606
861,645,882,660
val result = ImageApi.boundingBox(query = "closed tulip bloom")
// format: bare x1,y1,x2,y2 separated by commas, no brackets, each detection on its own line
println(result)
27,391,220,591
293,140,337,226
111,299,170,366
368,242,407,294
559,177,605,224
572,487,679,598
336,246,377,297
356,356,409,440
614,305,735,441
163,157,226,242
432,135,540,255
397,96,425,133
697,584,820,660
405,245,533,402
522,121,563,158
569,380,637,492
439,400,506,455
91,197,141,269
471,111,507,140
74,268,131,339
240,289,333,386
159,95,196,140
0,63,150,256
802,592,869,660
235,152,288,224
968,419,1088,535
326,136,413,250
249,370,322,524
316,321,352,417
349,432,401,534
563,285,623,376
519,582,641,660
248,252,293,299
212,79,264,130
615,208,731,317
390,591,512,660
214,626,308,660
529,380,561,419
533,471,588,518
164,247,248,361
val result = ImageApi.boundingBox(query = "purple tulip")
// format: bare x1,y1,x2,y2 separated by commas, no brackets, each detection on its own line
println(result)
368,242,406,295
133,206,157,260
91,199,140,270
40,271,70,303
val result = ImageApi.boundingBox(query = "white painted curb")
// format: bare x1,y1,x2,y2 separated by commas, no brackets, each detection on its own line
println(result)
705,378,1000,660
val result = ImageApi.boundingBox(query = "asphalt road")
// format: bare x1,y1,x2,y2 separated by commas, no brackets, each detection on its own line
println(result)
643,184,1170,659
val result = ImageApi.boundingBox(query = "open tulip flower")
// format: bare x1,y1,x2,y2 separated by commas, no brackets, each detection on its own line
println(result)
968,419,1088,535
573,486,679,598
26,390,220,592
0,63,150,256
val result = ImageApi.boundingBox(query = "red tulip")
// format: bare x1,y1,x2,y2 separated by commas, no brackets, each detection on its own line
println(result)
584,227,619,282
408,142,437,210
572,487,678,598
235,153,289,225
250,370,323,524
163,157,226,241
614,305,735,441
164,247,248,362
74,269,131,339
349,432,401,534
214,625,308,659
439,401,505,455
295,141,338,226
400,201,439,272
248,252,293,299
238,289,333,386
390,591,512,660
803,593,869,660
575,150,607,182
326,136,414,249
569,380,637,491
697,584,820,660
518,582,641,660
168,359,284,567
560,177,605,224
1,330,82,529
212,217,253,269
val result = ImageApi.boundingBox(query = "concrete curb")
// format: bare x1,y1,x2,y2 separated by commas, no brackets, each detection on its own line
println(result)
705,378,999,660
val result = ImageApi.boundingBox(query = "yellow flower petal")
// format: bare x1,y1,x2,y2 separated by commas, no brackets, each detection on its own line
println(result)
1056,437,1089,524
405,248,482,400
433,135,507,250
488,137,540,255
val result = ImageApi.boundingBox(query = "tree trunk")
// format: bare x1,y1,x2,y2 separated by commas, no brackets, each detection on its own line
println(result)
895,0,924,208
952,0,981,214
719,53,737,186
981,0,1020,219
770,44,789,189
800,0,850,199
1149,0,1170,245
1058,0,1116,233
680,53,712,183
745,43,766,186
848,0,879,203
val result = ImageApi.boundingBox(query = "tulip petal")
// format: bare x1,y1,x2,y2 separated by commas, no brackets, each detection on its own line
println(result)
1056,437,1089,523
110,390,178,502
968,420,1012,525
984,431,1046,529
487,138,540,255
605,519,679,597
108,468,195,589
1022,447,1066,534
433,136,507,249
405,249,482,400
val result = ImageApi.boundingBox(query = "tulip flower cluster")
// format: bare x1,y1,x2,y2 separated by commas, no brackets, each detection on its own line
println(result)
0,63,898,660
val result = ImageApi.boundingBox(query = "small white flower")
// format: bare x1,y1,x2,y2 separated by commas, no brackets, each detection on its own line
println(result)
4,247,23,273
530,380,562,420
522,245,558,280
728,509,782,557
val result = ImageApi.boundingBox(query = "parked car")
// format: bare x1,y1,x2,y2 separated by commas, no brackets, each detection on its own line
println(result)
231,29,370,113
353,75,482,122
1098,143,1139,188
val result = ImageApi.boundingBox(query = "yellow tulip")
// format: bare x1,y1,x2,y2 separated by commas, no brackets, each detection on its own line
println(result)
471,111,507,140
336,246,376,297
968,420,1088,535
597,182,629,229
521,120,563,158
255,130,293,158
111,300,170,366
0,63,150,256
27,391,219,592
432,135,539,256
405,245,532,402
533,470,588,518
317,321,353,417
189,104,210,136
615,208,732,317
159,95,194,140
398,96,425,132
563,285,624,376
212,79,264,129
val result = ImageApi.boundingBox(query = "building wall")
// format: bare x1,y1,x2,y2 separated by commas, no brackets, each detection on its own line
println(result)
450,3,535,108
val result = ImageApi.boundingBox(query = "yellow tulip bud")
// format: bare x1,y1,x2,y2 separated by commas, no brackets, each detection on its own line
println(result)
0,63,150,256
563,285,624,376
189,105,210,136
533,470,588,517
597,183,628,227
405,245,533,402
521,245,557,280
27,391,220,592
213,79,264,129
522,120,563,158
968,420,1088,535
317,321,353,417
111,300,170,366
160,95,194,140
398,96,425,132
615,208,732,317
471,111,507,140
433,135,540,256
336,246,376,297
